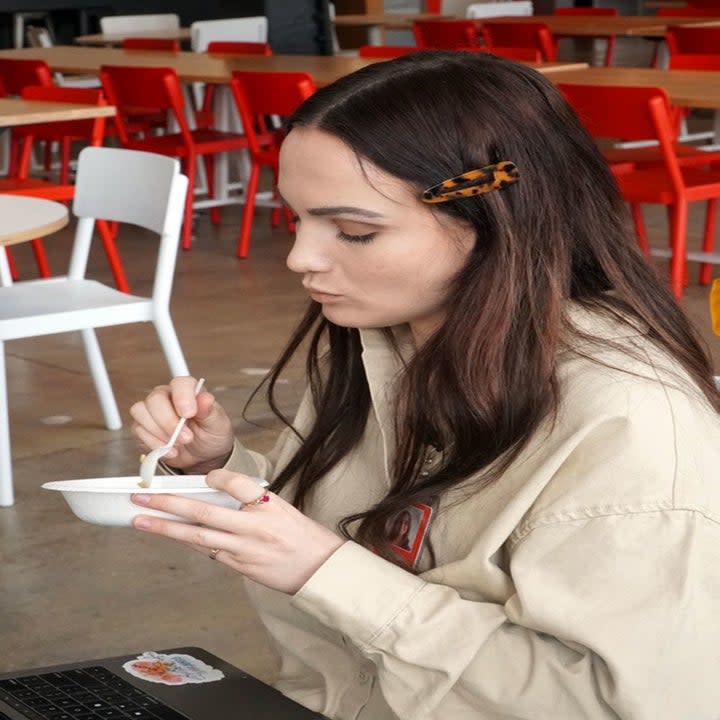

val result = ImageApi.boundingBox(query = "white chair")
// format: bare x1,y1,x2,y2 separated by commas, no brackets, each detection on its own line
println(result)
13,11,54,48
100,13,180,35
189,16,269,197
0,147,190,506
189,16,268,53
466,1,534,18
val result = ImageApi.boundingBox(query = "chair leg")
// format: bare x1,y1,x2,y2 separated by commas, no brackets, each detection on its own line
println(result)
605,37,615,67
202,154,221,226
31,238,51,278
81,328,121,430
4,247,20,281
236,163,260,259
0,341,15,506
700,199,718,286
154,312,189,377
96,219,129,293
60,138,72,185
669,201,689,299
181,154,197,251
630,204,650,256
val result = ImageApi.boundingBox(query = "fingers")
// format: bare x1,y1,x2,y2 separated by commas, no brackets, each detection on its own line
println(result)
169,376,205,418
129,377,204,448
205,469,270,506
131,473,270,532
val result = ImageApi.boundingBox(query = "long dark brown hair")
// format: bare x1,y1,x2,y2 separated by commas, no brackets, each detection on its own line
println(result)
250,51,719,567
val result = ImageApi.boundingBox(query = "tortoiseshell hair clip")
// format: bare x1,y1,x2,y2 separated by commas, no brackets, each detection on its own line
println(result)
421,161,520,204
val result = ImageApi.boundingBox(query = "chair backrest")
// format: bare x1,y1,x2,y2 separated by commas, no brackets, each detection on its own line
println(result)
17,85,107,151
71,147,188,303
426,0,441,11
229,70,316,156
122,37,181,51
100,64,189,144
25,25,53,48
206,41,273,55
687,0,720,7
466,1,533,18
413,19,479,49
190,17,268,53
665,25,720,54
559,83,684,191
481,21,556,61
459,45,542,61
657,6,720,14
358,44,417,58
669,51,720,69
0,58,53,95
100,14,180,35
554,7,617,15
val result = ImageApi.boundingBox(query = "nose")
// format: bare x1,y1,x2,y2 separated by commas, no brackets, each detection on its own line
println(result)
286,225,333,275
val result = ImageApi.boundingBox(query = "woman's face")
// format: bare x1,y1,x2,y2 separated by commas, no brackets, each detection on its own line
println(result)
278,128,475,345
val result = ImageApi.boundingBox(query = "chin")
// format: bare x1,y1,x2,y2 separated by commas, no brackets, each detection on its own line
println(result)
320,307,391,329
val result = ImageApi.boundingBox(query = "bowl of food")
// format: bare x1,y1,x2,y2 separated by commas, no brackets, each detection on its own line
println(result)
42,476,241,527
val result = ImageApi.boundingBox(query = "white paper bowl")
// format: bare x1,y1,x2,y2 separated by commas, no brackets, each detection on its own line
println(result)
42,476,240,527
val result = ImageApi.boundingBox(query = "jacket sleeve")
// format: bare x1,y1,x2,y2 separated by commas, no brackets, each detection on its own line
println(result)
291,509,720,719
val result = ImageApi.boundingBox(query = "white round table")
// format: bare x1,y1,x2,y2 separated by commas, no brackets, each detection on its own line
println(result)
0,195,69,285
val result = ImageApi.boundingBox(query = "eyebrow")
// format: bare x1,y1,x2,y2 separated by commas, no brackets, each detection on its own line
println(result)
276,188,388,220
307,206,385,219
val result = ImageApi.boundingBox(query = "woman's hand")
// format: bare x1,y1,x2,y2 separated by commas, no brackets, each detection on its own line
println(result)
130,376,235,474
131,470,345,594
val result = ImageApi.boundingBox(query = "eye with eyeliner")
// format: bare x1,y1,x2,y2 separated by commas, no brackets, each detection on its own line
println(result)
337,229,378,244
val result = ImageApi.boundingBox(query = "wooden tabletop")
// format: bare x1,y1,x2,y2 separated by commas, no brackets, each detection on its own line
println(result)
471,14,720,37
0,47,588,86
0,196,68,247
548,66,720,109
75,28,192,46
0,97,116,128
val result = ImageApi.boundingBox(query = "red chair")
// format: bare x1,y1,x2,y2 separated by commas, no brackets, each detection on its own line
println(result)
198,41,274,129
0,86,129,291
458,45,542,62
121,37,181,51
560,82,720,297
425,0,442,12
101,64,249,250
413,19,480,49
481,21,557,62
358,45,417,58
669,51,720,69
228,70,316,258
206,41,273,55
657,6,720,14
0,58,54,177
665,25,720,54
553,7,618,66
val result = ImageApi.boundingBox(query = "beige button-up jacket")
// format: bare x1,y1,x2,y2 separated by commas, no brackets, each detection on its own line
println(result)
224,308,720,720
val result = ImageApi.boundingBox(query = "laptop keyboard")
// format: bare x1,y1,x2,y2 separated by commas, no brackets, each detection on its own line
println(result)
0,666,190,720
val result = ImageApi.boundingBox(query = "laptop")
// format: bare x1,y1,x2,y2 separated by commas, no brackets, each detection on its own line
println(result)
0,646,327,720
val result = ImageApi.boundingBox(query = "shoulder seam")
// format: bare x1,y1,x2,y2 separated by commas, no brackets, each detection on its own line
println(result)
509,504,720,549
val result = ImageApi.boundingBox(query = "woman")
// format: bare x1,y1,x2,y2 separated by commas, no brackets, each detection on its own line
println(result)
129,52,720,719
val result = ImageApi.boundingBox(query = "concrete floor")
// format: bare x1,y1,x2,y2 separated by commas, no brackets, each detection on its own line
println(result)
2,60,720,683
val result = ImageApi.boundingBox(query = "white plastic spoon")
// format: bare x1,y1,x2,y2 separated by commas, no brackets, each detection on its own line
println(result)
138,377,205,488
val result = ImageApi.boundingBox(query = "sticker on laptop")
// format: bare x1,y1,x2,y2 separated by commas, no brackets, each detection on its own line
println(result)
122,651,225,685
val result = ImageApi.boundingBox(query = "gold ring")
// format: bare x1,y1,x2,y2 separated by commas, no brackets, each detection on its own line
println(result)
208,548,221,560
